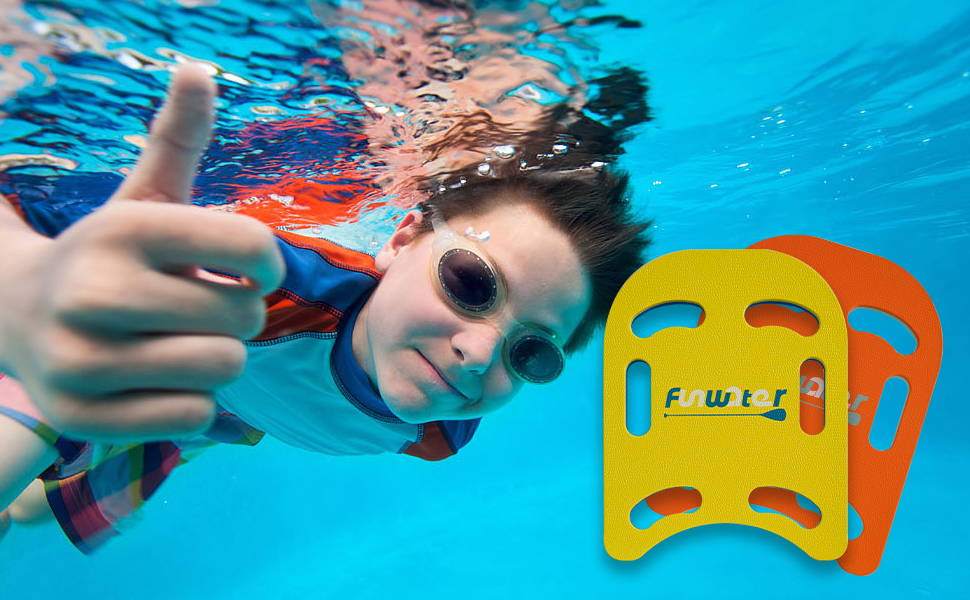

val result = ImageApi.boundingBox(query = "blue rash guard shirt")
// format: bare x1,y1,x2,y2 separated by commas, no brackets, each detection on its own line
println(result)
9,196,481,461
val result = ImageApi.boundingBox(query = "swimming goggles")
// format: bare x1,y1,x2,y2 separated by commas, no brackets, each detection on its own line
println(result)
427,206,565,384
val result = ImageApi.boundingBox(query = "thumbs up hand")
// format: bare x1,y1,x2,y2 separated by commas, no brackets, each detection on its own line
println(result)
0,63,285,443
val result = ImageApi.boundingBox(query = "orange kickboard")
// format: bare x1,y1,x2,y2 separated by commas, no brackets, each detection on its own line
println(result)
647,236,942,575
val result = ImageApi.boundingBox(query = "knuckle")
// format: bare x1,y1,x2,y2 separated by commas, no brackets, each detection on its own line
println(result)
93,202,146,240
168,396,216,433
235,217,276,259
50,276,117,321
45,392,89,431
207,338,247,381
41,332,96,387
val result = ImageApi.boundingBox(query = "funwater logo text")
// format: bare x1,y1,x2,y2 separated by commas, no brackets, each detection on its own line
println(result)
664,386,790,421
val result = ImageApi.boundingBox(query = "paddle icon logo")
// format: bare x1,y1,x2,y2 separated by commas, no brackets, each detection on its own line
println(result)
663,408,787,421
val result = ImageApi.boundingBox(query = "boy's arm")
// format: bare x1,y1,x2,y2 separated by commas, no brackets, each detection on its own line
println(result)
0,412,57,513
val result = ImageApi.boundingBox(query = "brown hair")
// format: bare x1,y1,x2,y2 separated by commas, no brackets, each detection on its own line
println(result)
412,165,652,355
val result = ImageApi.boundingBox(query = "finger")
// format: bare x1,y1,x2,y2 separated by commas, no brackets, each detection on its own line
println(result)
112,62,216,204
48,333,248,397
61,267,269,341
114,202,285,294
49,389,217,444
143,218,285,296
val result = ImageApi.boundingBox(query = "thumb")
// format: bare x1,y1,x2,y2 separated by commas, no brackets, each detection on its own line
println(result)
110,62,216,204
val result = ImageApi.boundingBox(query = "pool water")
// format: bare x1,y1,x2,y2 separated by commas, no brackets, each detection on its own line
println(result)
1,1,968,597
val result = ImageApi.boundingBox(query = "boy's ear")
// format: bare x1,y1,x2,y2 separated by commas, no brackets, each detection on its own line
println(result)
375,209,426,273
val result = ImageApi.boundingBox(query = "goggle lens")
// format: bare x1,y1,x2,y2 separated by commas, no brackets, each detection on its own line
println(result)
508,333,564,384
438,248,498,313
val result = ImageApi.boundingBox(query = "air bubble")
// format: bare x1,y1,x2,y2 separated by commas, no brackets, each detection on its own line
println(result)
493,145,516,159
552,143,569,154
477,163,492,175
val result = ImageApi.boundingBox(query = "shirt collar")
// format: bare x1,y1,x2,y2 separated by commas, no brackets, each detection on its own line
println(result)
330,286,403,423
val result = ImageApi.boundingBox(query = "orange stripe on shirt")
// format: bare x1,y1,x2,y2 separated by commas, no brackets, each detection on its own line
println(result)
252,291,342,341
402,422,455,461
273,230,381,279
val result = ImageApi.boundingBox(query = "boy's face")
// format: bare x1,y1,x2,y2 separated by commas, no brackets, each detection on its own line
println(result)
352,200,591,423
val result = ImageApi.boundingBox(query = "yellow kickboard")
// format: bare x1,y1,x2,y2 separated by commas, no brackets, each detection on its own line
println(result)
603,249,848,561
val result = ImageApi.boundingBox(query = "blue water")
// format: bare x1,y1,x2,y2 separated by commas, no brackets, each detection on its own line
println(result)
2,0,969,597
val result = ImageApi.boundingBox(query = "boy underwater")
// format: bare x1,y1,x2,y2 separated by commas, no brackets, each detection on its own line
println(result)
0,64,651,551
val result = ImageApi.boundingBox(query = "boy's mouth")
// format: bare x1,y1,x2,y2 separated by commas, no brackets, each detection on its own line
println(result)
416,350,471,401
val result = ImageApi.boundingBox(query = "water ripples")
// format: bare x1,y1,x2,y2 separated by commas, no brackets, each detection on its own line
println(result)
0,0,652,247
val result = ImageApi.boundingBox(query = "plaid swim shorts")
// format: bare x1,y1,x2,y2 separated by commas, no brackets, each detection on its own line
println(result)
0,372,263,554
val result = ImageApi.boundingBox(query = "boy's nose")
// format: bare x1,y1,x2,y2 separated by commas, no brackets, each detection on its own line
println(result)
452,321,504,375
